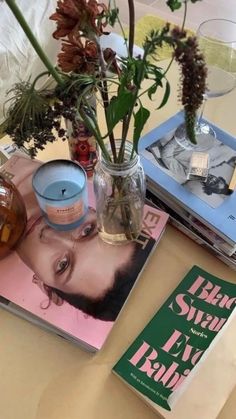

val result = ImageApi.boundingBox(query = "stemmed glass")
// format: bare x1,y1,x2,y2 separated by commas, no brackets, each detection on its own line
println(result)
175,19,236,151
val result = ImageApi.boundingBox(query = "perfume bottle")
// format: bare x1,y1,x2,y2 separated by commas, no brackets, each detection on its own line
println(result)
0,174,27,259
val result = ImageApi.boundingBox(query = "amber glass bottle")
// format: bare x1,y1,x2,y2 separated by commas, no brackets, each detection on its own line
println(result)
0,174,27,259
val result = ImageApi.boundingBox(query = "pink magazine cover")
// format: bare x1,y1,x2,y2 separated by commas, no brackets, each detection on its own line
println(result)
0,154,169,351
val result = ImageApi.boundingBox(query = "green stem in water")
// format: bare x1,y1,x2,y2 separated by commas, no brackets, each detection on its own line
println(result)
119,45,150,162
5,0,63,86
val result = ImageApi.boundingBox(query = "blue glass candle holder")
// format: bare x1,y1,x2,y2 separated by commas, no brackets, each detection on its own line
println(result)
32,160,88,231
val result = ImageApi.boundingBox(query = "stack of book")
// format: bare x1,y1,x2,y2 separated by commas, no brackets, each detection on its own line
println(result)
139,112,236,271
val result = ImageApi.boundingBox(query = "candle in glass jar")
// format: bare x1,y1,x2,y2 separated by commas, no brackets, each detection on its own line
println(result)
32,160,88,231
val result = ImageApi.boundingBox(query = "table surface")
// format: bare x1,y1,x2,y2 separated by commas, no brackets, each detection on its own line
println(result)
0,61,236,419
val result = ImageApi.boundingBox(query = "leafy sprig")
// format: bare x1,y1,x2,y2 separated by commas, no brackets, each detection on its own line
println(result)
167,0,202,12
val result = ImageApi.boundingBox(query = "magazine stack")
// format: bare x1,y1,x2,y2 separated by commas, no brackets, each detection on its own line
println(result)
139,112,236,271
0,151,169,352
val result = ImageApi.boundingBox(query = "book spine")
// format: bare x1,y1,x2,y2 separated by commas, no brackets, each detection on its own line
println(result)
146,178,236,251
146,189,236,271
169,216,236,272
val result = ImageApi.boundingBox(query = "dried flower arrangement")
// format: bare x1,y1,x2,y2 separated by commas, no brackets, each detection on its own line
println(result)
2,0,207,160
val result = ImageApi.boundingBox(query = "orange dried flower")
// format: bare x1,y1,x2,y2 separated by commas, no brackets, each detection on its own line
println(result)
50,0,108,40
58,38,98,73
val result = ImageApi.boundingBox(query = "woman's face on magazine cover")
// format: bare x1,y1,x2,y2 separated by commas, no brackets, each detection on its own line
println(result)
16,208,134,300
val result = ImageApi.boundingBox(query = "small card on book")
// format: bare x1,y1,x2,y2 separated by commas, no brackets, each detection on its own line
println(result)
187,152,209,182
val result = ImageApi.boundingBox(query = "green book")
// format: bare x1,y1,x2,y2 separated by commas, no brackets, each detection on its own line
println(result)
113,266,236,414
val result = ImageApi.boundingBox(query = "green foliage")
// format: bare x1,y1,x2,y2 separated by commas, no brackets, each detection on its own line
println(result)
106,90,136,135
3,0,206,160
156,80,171,109
107,6,119,27
166,0,202,12
166,0,182,11
133,105,150,152
143,26,172,56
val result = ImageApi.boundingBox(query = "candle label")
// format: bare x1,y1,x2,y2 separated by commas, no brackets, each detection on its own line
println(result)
46,200,84,225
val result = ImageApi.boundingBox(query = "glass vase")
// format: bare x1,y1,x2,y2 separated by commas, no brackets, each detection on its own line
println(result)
66,95,98,178
93,141,146,245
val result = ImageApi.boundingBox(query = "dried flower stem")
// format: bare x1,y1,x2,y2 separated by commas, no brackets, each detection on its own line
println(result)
114,8,129,55
95,37,117,161
120,0,135,160
163,1,187,78
100,78,117,161
173,33,207,143
128,0,135,58
31,71,50,90
181,0,187,31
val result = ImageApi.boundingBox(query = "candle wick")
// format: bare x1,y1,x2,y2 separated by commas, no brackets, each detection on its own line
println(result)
61,188,66,196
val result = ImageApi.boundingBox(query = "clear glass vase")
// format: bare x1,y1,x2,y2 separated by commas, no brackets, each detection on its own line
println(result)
93,141,146,245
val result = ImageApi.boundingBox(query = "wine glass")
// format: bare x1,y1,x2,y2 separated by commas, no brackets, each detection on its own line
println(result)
175,19,236,151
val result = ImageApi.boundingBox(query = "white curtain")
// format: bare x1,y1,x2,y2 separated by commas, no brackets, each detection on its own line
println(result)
0,0,59,123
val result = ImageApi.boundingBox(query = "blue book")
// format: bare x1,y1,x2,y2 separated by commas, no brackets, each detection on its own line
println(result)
139,112,236,246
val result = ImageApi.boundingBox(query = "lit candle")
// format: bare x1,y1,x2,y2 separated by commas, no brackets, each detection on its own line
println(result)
32,160,88,230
